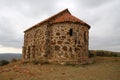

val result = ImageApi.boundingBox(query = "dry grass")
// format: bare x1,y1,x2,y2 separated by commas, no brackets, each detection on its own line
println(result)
89,50,120,57
0,57,120,80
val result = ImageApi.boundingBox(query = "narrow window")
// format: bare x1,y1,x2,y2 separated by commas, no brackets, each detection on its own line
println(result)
27,46,30,59
75,40,77,44
84,32,86,42
69,29,73,36
78,41,80,44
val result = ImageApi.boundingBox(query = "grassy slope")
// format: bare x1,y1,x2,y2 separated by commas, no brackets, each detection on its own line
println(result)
89,50,120,57
0,57,120,80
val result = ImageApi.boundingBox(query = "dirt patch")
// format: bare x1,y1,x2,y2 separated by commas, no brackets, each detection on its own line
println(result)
0,57,120,80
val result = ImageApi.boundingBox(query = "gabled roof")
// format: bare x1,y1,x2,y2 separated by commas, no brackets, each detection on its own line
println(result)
24,8,90,32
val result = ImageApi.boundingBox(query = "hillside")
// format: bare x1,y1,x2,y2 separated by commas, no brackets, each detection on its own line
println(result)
89,50,120,57
0,57,120,80
0,53,22,61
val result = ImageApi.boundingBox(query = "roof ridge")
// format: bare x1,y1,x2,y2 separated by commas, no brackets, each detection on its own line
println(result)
24,9,90,32
44,8,71,22
24,8,71,32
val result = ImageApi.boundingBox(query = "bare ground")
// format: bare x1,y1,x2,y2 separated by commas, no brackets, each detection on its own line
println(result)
0,57,120,80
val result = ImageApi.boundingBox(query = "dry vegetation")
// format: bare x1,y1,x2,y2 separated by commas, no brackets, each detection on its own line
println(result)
89,50,120,57
0,56,120,80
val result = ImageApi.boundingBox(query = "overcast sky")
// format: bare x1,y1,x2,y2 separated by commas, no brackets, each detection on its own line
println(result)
0,0,120,53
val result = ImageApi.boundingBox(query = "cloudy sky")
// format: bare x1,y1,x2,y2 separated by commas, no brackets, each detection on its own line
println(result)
0,0,120,53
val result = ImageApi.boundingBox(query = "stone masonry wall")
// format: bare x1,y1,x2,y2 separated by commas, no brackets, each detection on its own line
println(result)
22,22,89,62
22,23,47,60
49,22,89,62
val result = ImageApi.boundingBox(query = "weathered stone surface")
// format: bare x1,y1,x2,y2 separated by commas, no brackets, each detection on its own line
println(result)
75,48,80,51
61,36,66,39
65,42,69,44
55,45,60,51
51,41,56,45
77,45,82,47
69,47,72,52
62,46,67,51
57,41,62,44
56,32,60,35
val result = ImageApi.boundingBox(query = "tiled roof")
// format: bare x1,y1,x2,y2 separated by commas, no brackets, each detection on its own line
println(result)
25,9,90,32
51,12,85,24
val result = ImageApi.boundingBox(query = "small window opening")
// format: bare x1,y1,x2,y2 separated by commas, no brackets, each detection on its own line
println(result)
27,46,30,59
84,32,86,43
69,29,73,36
78,41,80,44
75,40,77,44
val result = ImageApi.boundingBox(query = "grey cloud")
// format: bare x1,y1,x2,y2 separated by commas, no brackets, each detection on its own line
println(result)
0,0,120,52
77,0,113,8
83,0,120,51
14,0,57,18
0,16,23,48
0,0,56,18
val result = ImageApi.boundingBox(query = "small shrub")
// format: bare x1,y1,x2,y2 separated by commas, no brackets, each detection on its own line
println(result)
82,62,89,65
11,58,17,63
64,62,76,66
89,51,96,58
111,53,118,57
0,60,9,66
32,59,50,65
33,60,39,65
41,60,50,65
22,61,29,65
89,50,119,57
96,51,104,56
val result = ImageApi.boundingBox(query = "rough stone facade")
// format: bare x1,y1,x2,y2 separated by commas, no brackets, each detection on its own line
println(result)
22,9,90,62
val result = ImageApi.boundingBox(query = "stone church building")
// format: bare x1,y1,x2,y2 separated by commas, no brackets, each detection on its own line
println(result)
22,9,90,62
